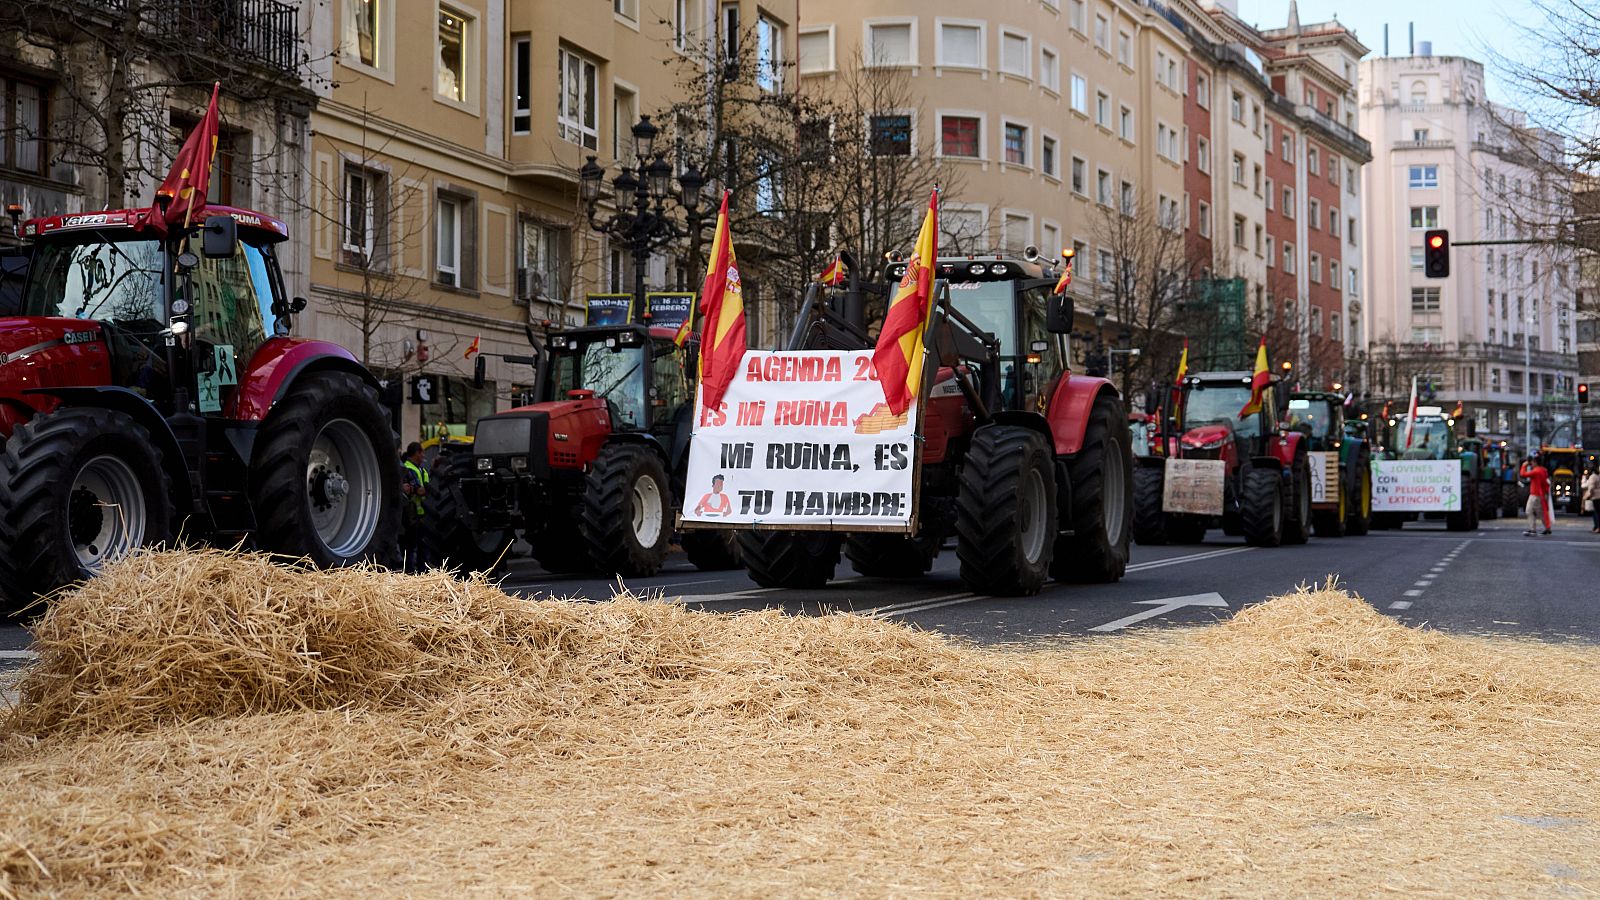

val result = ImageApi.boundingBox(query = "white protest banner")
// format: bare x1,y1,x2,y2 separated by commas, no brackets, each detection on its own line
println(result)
1162,459,1225,516
1370,459,1461,512
681,349,917,530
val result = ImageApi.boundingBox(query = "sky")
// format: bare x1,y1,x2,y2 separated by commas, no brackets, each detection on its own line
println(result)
1232,0,1546,104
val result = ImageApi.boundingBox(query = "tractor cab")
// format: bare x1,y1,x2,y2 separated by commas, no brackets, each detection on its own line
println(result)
1386,407,1458,462
1284,392,1345,453
1174,372,1283,461
543,324,694,438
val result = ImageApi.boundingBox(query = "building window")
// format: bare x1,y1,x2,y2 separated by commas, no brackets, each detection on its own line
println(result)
1329,207,1340,237
1282,186,1294,215
1197,137,1210,173
1119,105,1134,142
1159,195,1179,230
1230,91,1243,122
941,115,981,158
1409,206,1439,228
1265,178,1274,210
1069,0,1086,33
1309,198,1321,229
937,21,984,68
1120,180,1135,215
341,163,385,265
1254,223,1263,254
1196,73,1210,108
0,75,45,175
1117,30,1132,67
1348,267,1358,296
1231,153,1244,185
1347,217,1357,244
1198,200,1211,237
1408,165,1439,188
1413,128,1430,141
614,0,638,21
1309,252,1322,283
756,15,783,91
1347,164,1357,193
437,7,470,102
1329,260,1340,288
1071,74,1088,113
798,27,834,74
1411,248,1424,271
1281,133,1291,160
1042,221,1060,255
1233,214,1246,247
511,37,531,134
1253,163,1262,195
1096,169,1112,206
1041,135,1058,177
343,0,381,68
869,114,912,156
865,21,914,66
1329,154,1340,184
1004,122,1027,165
558,47,599,149
435,193,472,288
1040,47,1059,92
1266,234,1274,265
1070,157,1086,194
1002,213,1031,254
1094,14,1109,51
1308,146,1320,175
611,87,636,160
1001,31,1030,77
1095,91,1110,128
519,218,569,304
674,0,700,50
1411,287,1441,312
1282,242,1295,273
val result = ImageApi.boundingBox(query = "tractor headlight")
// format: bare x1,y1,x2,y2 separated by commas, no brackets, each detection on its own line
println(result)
476,457,493,472
511,457,529,471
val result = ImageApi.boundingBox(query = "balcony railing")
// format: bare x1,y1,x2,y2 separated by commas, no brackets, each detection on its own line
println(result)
99,0,301,79
1295,104,1372,160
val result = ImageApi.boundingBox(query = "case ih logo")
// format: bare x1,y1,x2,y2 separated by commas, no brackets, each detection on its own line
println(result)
63,214,110,227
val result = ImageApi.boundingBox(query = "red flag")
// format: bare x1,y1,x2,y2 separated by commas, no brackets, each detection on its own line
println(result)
464,336,481,359
819,255,846,286
1174,338,1189,385
141,83,222,236
1237,337,1270,418
1053,250,1075,295
872,190,938,415
695,192,746,410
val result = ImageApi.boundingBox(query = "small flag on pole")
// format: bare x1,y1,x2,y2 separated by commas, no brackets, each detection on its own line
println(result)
464,336,481,359
139,82,222,236
694,191,747,410
1404,375,1420,448
1237,337,1270,418
818,255,846,286
1053,250,1075,295
1174,338,1189,384
872,190,938,416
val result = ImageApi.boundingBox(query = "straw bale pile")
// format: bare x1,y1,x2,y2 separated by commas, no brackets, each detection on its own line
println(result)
1,551,1596,897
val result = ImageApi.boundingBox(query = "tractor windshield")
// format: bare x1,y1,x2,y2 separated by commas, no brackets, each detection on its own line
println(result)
551,341,647,428
1184,383,1261,438
1394,417,1450,459
1285,399,1334,439
947,279,1059,410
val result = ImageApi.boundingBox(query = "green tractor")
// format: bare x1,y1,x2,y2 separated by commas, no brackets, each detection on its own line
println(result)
1285,391,1372,536
1374,405,1481,531
1460,436,1507,520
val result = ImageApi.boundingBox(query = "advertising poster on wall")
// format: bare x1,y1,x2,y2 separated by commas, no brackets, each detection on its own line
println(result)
681,349,919,531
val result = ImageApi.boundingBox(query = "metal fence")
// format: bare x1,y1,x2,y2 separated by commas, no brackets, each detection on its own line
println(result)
98,0,300,78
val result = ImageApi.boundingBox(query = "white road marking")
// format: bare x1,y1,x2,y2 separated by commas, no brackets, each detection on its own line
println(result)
1124,546,1257,572
1404,589,1424,597
0,650,36,660
1414,580,1433,587
1390,601,1413,610
1089,592,1229,633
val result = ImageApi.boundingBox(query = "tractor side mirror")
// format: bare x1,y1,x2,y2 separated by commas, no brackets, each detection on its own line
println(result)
201,215,238,259
1046,294,1073,334
1465,418,1477,437
1144,393,1160,415
473,354,486,389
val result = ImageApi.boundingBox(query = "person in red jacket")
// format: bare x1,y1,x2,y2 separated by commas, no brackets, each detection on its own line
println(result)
1520,456,1552,536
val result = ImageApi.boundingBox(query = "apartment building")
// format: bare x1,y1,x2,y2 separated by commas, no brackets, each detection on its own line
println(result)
798,0,1188,310
306,0,797,443
1361,52,1580,448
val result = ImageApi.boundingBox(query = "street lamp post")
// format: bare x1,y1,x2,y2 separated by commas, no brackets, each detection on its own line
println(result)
578,115,710,323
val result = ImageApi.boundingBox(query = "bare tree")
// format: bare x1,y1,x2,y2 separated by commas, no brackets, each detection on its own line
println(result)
1086,193,1194,397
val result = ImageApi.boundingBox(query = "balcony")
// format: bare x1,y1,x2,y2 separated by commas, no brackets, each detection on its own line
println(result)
1294,104,1372,161
98,0,301,79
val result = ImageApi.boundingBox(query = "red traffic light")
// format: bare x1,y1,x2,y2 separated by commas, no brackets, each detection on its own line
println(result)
1428,235,1445,249
1423,229,1450,278
1581,383,1591,404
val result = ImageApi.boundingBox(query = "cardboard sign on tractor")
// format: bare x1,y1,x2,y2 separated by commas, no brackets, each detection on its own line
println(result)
681,350,919,531
1371,460,1462,512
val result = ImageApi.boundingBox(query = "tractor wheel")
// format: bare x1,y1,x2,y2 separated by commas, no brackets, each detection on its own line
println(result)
1052,393,1132,583
530,516,594,574
250,372,400,568
1132,465,1171,546
739,531,841,589
846,532,941,578
422,452,514,574
1313,472,1347,538
682,530,744,571
1447,480,1478,531
1282,458,1313,545
580,443,671,577
1167,515,1208,544
1345,463,1372,536
0,408,172,614
956,425,1056,596
1476,479,1501,521
1501,482,1521,519
1240,464,1283,547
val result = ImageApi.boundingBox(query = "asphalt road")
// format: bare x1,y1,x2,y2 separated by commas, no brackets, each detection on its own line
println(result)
2,513,1595,669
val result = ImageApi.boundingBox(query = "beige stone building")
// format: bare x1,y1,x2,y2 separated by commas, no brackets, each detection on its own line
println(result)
304,0,798,443
798,0,1188,308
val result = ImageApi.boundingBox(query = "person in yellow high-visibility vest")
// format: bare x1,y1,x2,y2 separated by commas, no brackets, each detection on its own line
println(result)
400,441,430,571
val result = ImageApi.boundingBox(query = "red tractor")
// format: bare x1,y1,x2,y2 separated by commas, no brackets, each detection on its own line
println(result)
717,253,1133,596
422,320,742,577
0,206,400,611
1131,370,1311,547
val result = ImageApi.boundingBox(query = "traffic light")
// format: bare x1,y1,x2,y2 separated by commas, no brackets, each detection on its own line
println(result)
1424,229,1450,278
1581,382,1591,405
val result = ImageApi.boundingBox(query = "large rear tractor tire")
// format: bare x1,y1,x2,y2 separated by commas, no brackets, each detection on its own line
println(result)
249,372,400,568
1132,465,1171,546
580,443,672,577
1052,394,1133,583
0,408,172,614
1240,464,1284,547
1447,479,1479,531
739,531,842,589
1476,479,1500,521
1282,458,1312,545
846,532,942,578
1501,482,1521,519
422,452,514,574
1312,476,1348,538
682,530,744,571
530,516,593,574
956,425,1056,596
1345,462,1372,536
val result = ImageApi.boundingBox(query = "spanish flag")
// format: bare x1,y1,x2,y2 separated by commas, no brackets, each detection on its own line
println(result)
695,191,746,411
140,82,222,236
463,336,480,359
819,254,846,286
872,190,938,416
1174,338,1189,384
1237,337,1270,418
1053,251,1075,295
1450,400,1464,419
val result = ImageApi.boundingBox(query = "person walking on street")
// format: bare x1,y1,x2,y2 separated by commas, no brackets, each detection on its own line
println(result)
401,442,430,572
1582,466,1600,533
1520,455,1552,536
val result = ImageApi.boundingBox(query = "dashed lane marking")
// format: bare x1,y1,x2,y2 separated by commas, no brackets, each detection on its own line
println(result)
1390,601,1413,610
